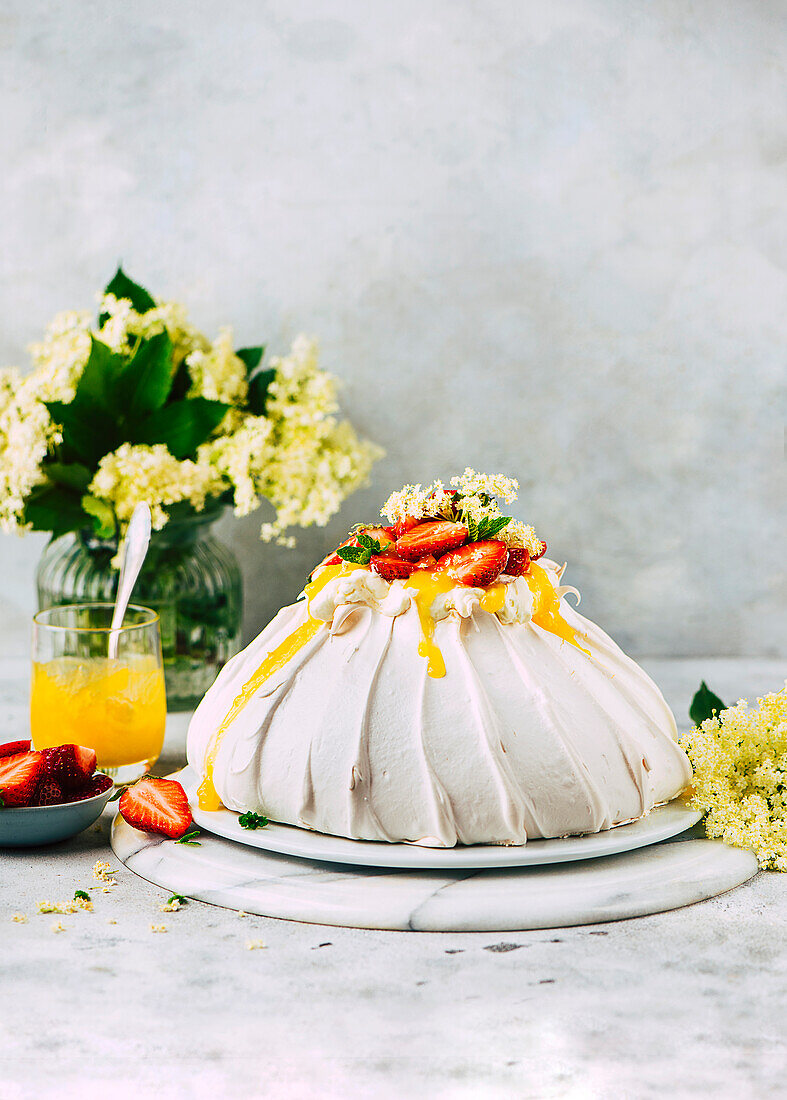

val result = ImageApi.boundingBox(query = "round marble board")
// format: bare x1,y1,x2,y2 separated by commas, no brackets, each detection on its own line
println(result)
174,765,703,870
111,811,758,932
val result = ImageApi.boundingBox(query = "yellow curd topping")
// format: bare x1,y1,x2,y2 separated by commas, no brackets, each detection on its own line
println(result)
197,564,344,810
526,563,588,653
403,571,456,678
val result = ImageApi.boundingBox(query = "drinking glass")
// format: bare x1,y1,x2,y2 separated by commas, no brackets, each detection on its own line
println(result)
31,603,167,783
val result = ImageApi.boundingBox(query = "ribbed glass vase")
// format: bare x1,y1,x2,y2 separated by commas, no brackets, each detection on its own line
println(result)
36,507,243,711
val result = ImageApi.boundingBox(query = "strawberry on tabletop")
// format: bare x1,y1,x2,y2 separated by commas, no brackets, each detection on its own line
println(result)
119,776,193,839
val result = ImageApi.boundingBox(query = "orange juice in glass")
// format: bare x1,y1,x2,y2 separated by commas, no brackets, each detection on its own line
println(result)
31,603,166,783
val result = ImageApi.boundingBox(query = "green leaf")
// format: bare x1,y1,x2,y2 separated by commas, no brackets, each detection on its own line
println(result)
100,266,156,325
689,682,727,727
176,827,202,846
24,485,86,541
247,368,276,416
81,495,116,539
465,515,479,542
477,515,512,541
238,810,269,830
46,399,117,466
355,531,382,553
75,338,126,416
236,346,265,372
45,462,92,492
337,544,372,565
167,893,188,905
117,331,174,420
132,398,230,459
74,890,90,901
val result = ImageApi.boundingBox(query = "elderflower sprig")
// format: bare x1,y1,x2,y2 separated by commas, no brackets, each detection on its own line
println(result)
680,685,787,871
381,468,544,557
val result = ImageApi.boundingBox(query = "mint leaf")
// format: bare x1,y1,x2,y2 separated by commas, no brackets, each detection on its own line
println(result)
118,331,174,420
81,495,116,539
477,516,512,540
132,398,229,458
167,893,188,905
74,890,90,902
45,462,92,492
238,810,269,830
689,682,726,727
236,346,265,372
355,532,382,553
465,515,479,542
100,267,156,325
337,544,372,565
247,368,276,416
176,827,202,846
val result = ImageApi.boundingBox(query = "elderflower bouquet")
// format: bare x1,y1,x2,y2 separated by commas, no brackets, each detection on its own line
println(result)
0,267,382,545
681,684,787,871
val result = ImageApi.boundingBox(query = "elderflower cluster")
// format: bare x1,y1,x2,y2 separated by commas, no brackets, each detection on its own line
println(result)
97,294,208,366
252,336,384,544
90,444,222,531
680,686,787,871
0,368,62,532
381,469,544,556
186,328,248,406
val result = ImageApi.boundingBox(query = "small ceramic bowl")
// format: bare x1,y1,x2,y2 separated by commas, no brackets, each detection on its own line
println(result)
0,776,114,847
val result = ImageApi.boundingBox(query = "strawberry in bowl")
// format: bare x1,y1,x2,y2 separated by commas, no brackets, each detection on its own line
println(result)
0,740,114,847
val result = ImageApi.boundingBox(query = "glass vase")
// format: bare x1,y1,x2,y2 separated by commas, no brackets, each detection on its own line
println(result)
36,507,243,711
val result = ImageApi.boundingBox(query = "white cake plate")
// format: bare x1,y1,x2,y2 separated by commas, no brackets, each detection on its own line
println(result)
110,812,758,932
174,765,701,870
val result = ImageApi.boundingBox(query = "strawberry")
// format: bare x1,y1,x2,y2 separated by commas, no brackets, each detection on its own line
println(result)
360,525,396,547
42,744,97,792
532,541,547,561
33,777,64,806
395,520,469,562
504,547,530,576
0,739,31,758
0,750,45,807
414,554,438,571
392,516,420,539
370,553,417,581
119,776,193,839
435,540,508,587
70,773,113,802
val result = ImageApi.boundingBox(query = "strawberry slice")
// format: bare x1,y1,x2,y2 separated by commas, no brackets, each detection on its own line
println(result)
119,776,193,839
532,541,547,561
0,750,45,807
395,520,468,562
370,553,417,581
504,547,530,576
0,739,31,758
42,744,97,792
435,540,508,587
360,525,396,547
392,516,420,539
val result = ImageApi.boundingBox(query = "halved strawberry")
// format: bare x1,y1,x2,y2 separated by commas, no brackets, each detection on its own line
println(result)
435,540,508,587
504,547,530,576
532,541,547,561
414,554,438,571
0,750,45,807
0,739,31,758
42,744,97,792
370,553,417,581
395,520,469,562
360,525,396,547
119,776,193,839
392,516,420,539
33,777,64,806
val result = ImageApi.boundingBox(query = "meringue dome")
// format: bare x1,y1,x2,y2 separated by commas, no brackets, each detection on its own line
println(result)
187,558,691,847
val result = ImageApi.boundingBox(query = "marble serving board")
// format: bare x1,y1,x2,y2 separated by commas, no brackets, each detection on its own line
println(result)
111,813,758,932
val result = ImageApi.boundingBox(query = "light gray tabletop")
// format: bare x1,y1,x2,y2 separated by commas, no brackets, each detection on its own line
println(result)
1,657,785,1100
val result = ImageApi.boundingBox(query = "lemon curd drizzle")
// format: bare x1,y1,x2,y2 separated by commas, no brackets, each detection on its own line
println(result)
197,564,346,810
525,562,588,653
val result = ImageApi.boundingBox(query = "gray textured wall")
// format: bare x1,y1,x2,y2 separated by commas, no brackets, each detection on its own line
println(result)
0,0,785,658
